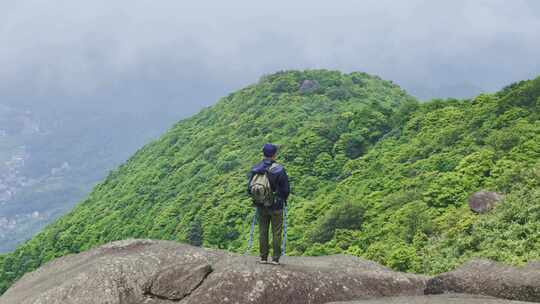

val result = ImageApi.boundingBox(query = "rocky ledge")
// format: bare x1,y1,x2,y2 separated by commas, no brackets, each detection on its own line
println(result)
330,294,534,304
0,239,538,304
426,259,540,302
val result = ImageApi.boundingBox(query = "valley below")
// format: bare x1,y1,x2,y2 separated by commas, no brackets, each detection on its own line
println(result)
0,103,175,253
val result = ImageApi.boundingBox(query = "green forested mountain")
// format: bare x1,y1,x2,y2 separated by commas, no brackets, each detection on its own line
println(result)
1,70,539,294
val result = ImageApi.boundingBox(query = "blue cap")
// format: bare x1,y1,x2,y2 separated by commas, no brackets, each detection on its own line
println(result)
263,143,278,157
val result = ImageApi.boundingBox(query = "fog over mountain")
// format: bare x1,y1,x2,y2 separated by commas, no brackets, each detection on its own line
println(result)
0,0,539,252
2,0,540,105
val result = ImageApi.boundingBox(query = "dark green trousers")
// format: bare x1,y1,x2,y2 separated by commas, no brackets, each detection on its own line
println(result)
258,206,283,261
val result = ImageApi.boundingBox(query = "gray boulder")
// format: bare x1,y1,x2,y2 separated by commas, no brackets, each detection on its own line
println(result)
468,191,504,213
426,259,540,302
299,79,321,94
0,239,428,304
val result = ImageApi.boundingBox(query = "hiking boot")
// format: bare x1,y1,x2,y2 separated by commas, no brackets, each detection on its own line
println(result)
258,258,268,264
270,259,280,266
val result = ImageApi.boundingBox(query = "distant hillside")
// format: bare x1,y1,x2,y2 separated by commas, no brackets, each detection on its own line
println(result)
0,104,177,253
0,70,538,294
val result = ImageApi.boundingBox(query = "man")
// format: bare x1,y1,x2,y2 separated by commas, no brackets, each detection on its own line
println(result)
247,143,290,265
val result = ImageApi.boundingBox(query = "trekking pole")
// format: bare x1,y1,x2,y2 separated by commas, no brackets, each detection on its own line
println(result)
244,207,259,255
242,210,251,241
281,205,287,256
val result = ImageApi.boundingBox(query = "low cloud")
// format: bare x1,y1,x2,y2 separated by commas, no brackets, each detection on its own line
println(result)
1,0,539,112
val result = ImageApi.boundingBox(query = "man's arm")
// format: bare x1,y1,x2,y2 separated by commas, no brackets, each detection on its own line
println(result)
278,169,290,201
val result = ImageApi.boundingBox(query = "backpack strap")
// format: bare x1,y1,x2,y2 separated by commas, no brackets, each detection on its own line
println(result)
267,162,281,173
264,163,279,191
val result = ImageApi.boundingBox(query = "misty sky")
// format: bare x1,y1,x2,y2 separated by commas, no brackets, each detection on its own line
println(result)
1,0,540,116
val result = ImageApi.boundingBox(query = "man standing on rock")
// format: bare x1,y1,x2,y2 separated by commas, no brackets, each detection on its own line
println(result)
248,143,290,265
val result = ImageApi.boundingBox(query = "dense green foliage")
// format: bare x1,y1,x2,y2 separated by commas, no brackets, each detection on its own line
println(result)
1,70,539,294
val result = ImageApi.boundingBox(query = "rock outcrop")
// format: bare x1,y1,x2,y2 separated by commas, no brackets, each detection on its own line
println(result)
3,240,540,304
299,79,321,94
426,259,540,302
329,294,533,304
468,191,504,213
0,239,428,304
